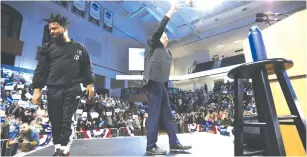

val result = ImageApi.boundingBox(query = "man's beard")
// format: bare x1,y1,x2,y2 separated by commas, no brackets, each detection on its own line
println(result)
52,33,65,44
21,130,28,135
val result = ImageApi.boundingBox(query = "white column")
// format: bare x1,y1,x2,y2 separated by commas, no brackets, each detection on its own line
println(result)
124,80,128,88
105,77,111,89
193,81,197,91
168,81,173,88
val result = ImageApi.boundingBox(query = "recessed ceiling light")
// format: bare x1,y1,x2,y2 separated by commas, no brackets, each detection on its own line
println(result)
217,45,224,48
233,40,242,43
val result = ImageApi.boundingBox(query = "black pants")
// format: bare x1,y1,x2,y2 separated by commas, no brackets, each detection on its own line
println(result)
46,83,82,146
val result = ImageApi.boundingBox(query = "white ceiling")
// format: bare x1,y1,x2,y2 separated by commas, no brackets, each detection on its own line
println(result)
98,1,306,60
167,1,306,58
169,24,253,58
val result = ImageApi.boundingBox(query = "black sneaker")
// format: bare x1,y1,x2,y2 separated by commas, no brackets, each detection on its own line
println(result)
146,146,167,155
52,148,61,156
170,144,192,151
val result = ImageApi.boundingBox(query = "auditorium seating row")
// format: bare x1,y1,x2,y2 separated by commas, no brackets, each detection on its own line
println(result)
191,54,245,74
220,54,245,67
192,61,215,73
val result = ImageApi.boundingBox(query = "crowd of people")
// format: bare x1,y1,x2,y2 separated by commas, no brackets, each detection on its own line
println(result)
74,94,147,137
1,72,256,155
169,80,256,129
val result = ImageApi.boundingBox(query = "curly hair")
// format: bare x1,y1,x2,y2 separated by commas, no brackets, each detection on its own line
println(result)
42,13,69,27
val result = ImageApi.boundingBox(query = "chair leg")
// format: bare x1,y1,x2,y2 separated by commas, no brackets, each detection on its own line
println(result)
250,76,269,156
234,77,244,156
251,69,286,156
275,66,306,150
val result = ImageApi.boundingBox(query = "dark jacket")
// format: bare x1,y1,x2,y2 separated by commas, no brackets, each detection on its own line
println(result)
32,40,95,88
143,16,172,85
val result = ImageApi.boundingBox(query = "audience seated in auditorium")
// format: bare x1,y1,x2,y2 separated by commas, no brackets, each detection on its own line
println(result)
1,74,255,155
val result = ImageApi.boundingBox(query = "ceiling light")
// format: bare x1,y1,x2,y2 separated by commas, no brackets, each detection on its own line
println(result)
233,40,242,43
169,0,223,11
217,45,224,48
197,0,224,10
169,0,179,5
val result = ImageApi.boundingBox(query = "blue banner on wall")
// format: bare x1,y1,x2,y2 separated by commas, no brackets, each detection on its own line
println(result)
89,1,101,26
72,0,86,18
54,0,68,9
103,9,113,32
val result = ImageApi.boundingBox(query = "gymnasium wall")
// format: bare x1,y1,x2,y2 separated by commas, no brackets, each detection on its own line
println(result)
171,50,211,75
243,9,306,156
173,74,228,91
3,1,145,80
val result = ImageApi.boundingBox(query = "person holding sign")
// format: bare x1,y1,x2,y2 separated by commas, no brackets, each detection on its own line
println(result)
143,4,191,155
31,13,95,156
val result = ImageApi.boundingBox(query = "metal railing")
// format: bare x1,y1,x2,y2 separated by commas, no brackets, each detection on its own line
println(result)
1,139,18,156
72,123,232,140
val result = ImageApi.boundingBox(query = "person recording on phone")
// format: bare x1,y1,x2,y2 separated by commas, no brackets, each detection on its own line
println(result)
9,123,40,152
143,4,191,155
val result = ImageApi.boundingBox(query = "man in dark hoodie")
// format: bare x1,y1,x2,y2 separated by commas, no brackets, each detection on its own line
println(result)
32,13,95,156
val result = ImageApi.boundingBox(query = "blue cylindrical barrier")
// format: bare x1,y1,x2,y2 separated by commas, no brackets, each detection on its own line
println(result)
248,26,267,61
